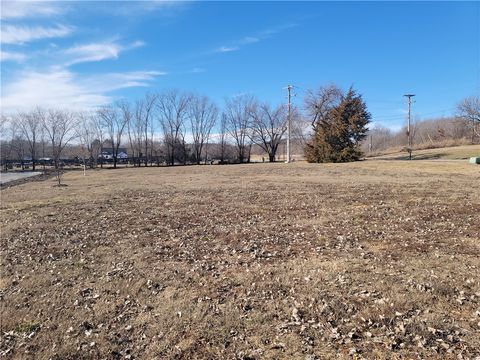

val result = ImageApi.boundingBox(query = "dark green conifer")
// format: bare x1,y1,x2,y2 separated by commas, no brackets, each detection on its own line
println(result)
306,88,370,163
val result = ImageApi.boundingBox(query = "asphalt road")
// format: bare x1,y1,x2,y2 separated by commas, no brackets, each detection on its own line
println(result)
0,172,42,185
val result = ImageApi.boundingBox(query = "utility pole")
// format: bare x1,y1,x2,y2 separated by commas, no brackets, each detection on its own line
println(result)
403,94,415,160
284,85,293,163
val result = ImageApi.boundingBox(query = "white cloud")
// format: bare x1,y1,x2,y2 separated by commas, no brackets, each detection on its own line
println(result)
64,40,145,65
189,67,206,73
214,23,298,55
0,69,166,112
109,0,187,17
0,50,26,62
216,46,239,53
0,1,64,20
1,24,73,44
84,70,166,92
240,36,259,45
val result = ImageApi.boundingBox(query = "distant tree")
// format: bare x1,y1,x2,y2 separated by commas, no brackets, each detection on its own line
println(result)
157,90,191,166
363,125,392,153
126,101,142,166
97,105,128,169
224,94,254,163
219,113,228,163
76,112,99,168
92,114,106,168
135,93,157,166
18,108,41,170
457,95,480,143
42,110,78,185
7,120,26,170
306,88,371,163
189,94,218,164
249,102,287,162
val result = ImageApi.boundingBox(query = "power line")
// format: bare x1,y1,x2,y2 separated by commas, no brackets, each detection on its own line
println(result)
372,108,456,122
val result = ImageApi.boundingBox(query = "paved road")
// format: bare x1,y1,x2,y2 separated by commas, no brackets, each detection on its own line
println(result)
0,172,42,185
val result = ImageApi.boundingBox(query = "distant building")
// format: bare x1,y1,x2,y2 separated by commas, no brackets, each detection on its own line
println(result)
99,148,129,160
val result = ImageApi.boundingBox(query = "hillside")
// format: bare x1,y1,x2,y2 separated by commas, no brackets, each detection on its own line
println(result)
368,144,480,161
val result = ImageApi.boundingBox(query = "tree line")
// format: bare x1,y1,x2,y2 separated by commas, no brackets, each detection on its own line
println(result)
1,86,479,174
362,95,480,154
1,90,294,171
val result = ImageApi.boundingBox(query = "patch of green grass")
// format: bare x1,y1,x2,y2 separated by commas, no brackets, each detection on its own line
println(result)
15,322,40,334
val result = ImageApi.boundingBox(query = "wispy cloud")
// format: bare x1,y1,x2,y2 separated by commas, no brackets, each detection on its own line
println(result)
0,1,65,20
0,50,26,62
259,23,298,37
1,24,73,45
84,70,167,92
188,67,206,73
215,46,239,53
239,36,259,45
64,40,145,65
214,23,297,54
106,0,188,17
0,69,166,112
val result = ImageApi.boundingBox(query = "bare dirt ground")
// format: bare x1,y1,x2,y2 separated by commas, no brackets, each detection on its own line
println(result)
1,161,479,359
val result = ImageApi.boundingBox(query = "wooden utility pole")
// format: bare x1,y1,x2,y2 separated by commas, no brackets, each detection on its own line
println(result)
404,94,415,160
284,85,293,163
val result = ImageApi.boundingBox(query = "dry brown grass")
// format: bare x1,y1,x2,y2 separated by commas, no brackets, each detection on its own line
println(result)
1,161,479,359
368,144,480,160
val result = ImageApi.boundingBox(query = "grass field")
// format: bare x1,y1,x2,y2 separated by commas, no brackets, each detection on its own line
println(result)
369,144,480,161
1,160,479,359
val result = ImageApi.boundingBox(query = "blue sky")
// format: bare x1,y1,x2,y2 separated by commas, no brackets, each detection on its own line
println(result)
1,1,479,130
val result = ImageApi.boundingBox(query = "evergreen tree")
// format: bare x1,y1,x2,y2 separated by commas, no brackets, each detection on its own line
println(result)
306,88,370,163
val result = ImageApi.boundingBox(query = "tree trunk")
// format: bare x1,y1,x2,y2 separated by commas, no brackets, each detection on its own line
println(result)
269,154,275,162
32,148,36,170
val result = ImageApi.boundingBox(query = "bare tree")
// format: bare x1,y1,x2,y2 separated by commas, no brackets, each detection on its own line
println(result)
117,100,135,166
4,119,25,170
76,112,99,168
97,105,128,169
249,102,287,162
127,101,142,166
457,95,480,143
17,108,42,170
157,90,191,166
0,114,8,134
304,84,343,130
0,116,10,170
362,125,393,153
224,94,254,163
290,108,310,151
92,113,106,168
219,112,228,163
133,93,157,166
42,109,78,185
189,94,218,164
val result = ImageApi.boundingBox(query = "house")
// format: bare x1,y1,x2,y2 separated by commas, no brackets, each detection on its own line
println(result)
99,148,129,160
